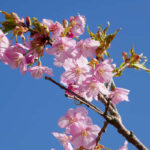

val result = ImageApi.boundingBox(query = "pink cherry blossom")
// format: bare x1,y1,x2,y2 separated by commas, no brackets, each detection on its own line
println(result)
58,107,92,130
0,30,9,59
69,14,86,37
61,56,91,85
65,82,93,102
25,55,34,64
1,43,28,74
52,132,73,150
42,19,64,39
46,37,77,66
81,77,109,101
76,38,100,58
70,122,100,149
94,59,115,83
110,87,130,105
119,141,128,150
28,65,53,79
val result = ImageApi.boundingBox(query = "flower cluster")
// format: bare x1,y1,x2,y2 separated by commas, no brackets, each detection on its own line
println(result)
53,107,100,150
0,13,130,104
0,12,133,149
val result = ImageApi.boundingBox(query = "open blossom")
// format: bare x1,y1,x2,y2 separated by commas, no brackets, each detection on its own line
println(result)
70,122,100,149
58,107,92,130
65,83,93,102
81,77,109,101
61,56,91,85
110,87,129,105
94,59,115,83
76,38,100,58
42,19,64,39
69,14,86,37
46,37,77,66
1,43,28,74
52,132,73,150
119,141,128,150
0,30,9,58
28,65,53,79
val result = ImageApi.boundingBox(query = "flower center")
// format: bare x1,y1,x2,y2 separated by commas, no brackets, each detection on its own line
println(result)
71,20,77,27
82,130,87,137
75,67,82,75
69,117,76,123
98,68,104,74
58,44,65,51
90,82,97,90
60,136,68,143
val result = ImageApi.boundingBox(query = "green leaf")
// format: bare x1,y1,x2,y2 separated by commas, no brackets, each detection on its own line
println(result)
104,51,110,57
104,28,121,44
131,63,150,73
103,21,110,36
130,47,135,57
32,17,41,32
87,25,96,39
0,11,12,20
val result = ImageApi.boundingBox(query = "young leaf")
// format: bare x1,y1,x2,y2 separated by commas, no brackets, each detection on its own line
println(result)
131,63,150,73
87,25,96,39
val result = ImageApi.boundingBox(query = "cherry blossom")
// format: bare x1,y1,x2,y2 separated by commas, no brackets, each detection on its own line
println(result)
110,87,129,105
28,65,53,79
69,122,100,149
52,132,73,150
61,56,91,85
69,14,86,37
46,37,77,66
76,38,100,58
42,19,64,39
94,59,115,83
81,77,109,101
58,107,92,130
1,43,27,74
0,30,9,59
65,82,93,102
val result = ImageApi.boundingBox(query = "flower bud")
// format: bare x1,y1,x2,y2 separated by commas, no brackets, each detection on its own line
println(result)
26,16,31,27
122,51,128,62
62,19,68,28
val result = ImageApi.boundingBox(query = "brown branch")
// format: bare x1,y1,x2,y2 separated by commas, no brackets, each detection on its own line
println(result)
98,92,148,150
45,76,148,150
96,121,109,145
45,76,109,119
107,117,148,150
113,62,130,76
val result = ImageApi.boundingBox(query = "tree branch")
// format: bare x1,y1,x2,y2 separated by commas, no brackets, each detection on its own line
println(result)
45,76,148,150
45,76,108,118
96,121,109,145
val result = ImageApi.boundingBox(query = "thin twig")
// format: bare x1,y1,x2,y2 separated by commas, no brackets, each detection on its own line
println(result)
96,121,109,145
113,62,130,76
45,76,108,118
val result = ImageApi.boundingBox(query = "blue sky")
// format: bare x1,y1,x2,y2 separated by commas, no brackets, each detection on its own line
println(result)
0,0,150,149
